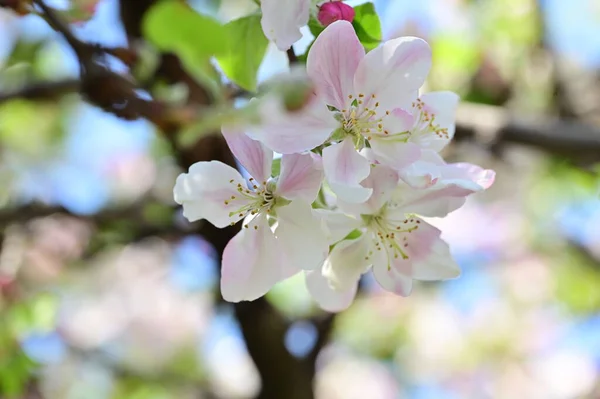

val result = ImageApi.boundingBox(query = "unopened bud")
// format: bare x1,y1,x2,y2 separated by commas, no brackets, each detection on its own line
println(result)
317,1,355,27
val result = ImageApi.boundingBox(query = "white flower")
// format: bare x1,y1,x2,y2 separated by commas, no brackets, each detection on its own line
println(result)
250,21,433,203
306,159,495,312
174,128,328,302
260,0,310,51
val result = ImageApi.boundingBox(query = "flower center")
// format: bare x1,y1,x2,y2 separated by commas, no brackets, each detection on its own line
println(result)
340,93,387,139
225,177,278,229
361,212,420,269
410,98,449,140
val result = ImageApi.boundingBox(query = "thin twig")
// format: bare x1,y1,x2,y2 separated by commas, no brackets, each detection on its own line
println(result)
0,79,81,103
32,0,93,68
287,47,298,65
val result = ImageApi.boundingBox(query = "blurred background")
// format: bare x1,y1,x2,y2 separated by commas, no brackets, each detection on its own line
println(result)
1,0,600,398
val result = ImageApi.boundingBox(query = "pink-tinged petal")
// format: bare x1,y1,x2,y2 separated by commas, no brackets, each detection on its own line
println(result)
305,270,357,312
372,256,413,296
322,237,370,290
354,37,431,111
409,232,461,281
442,162,496,190
173,161,250,227
250,94,337,154
397,157,442,189
275,201,329,271
419,91,460,128
260,0,310,51
390,156,495,217
371,222,459,294
411,91,460,152
337,164,399,216
221,214,285,302
222,126,273,183
390,182,469,218
323,137,372,203
313,209,362,244
387,107,417,132
403,219,442,262
329,181,373,205
396,150,448,189
369,139,421,171
276,153,323,202
307,20,365,110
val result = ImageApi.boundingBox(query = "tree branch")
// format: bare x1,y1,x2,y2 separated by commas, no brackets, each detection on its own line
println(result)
0,79,81,102
32,0,94,70
455,102,600,164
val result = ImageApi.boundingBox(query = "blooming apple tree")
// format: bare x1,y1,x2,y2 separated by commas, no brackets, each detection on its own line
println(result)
173,2,496,312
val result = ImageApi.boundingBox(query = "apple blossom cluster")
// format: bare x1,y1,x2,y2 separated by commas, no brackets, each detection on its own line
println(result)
174,20,495,312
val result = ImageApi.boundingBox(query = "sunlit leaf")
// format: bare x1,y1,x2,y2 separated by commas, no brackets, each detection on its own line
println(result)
216,14,269,92
142,0,227,90
352,2,382,50
271,158,281,177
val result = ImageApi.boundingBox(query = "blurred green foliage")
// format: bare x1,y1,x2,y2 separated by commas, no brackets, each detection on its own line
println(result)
217,14,269,92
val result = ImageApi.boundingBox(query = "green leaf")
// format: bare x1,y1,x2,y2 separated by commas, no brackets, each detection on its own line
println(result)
343,229,363,241
216,14,269,92
271,158,281,177
0,100,64,157
307,15,325,38
142,0,227,89
352,2,382,50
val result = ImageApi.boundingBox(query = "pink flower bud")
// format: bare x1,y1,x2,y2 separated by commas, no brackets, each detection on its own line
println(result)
317,1,355,27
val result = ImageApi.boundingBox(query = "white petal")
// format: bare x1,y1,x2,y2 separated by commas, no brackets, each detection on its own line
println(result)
354,37,431,111
305,270,357,312
411,91,460,152
397,156,443,189
369,139,421,171
260,0,310,51
307,20,364,110
250,94,337,154
322,237,370,291
337,163,399,216
323,137,372,203
313,209,362,244
372,257,413,296
173,161,250,227
329,181,373,204
221,214,285,302
391,184,468,218
222,126,273,183
276,153,323,202
385,107,417,132
440,162,496,191
390,154,495,217
275,201,329,271
410,235,461,281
